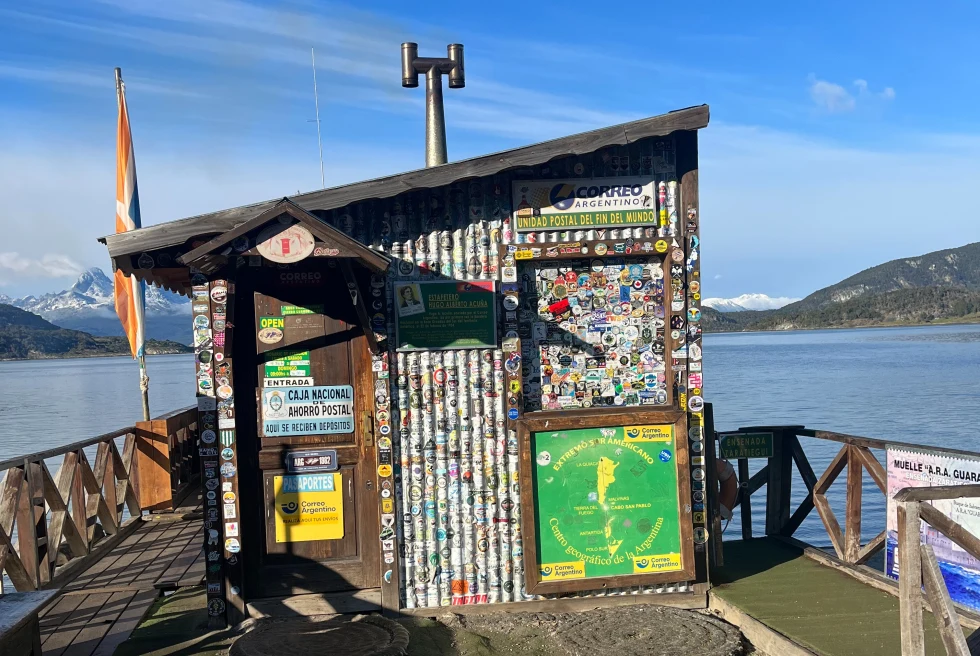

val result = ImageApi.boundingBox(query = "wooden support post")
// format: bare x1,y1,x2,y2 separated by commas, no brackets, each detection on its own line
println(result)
897,500,924,656
844,445,862,563
15,461,39,589
920,544,969,656
765,430,792,536
738,458,751,540
134,418,176,512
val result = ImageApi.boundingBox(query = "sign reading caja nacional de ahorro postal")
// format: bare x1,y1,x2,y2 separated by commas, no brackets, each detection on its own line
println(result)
513,177,657,232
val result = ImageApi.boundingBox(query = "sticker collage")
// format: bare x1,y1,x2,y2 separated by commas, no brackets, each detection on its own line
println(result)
192,276,243,620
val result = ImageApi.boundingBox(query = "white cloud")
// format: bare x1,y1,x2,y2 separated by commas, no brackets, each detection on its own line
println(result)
808,77,856,113
808,75,895,113
0,252,84,283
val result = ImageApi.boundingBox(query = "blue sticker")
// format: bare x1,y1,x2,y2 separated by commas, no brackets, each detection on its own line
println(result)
659,450,672,463
508,408,519,420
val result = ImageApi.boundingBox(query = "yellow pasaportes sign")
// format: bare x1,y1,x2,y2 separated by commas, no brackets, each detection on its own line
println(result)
274,473,344,542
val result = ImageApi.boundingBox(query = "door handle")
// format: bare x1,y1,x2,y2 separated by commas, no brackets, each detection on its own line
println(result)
362,411,375,447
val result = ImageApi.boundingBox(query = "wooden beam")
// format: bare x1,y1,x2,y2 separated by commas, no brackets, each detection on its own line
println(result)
339,260,380,354
813,492,845,559
856,530,886,566
789,436,817,492
898,501,925,656
895,484,980,503
737,458,752,540
853,446,887,494
813,444,848,495
780,492,814,538
921,544,970,656
844,445,863,563
919,503,980,562
746,465,769,495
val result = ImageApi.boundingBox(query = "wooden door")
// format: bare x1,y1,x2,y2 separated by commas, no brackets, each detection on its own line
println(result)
242,265,379,598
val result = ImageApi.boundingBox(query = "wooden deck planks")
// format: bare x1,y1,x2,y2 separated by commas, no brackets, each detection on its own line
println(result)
35,489,203,656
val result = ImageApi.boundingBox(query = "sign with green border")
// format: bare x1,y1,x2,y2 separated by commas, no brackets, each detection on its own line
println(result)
532,424,683,582
394,281,497,351
719,432,774,459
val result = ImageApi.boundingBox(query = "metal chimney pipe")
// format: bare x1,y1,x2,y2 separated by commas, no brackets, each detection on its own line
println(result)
401,43,465,167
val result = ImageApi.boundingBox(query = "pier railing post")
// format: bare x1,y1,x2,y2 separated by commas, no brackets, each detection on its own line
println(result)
765,429,792,536
897,500,925,656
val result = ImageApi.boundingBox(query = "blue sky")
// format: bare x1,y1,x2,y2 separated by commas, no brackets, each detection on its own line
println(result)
2,0,980,299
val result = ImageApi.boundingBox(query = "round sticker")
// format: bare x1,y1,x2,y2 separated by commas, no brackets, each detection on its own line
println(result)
257,327,283,344
502,295,519,311
208,598,226,616
655,240,668,253
671,249,684,263
594,243,607,256
378,464,393,477
201,430,216,444
194,314,210,329
508,408,519,420
220,462,236,478
198,350,212,364
659,449,672,462
693,527,708,544
225,538,241,553
688,308,701,322
536,451,552,467
220,448,234,460
217,385,233,399
255,223,316,264
210,286,227,303
137,252,155,269
223,491,236,503
688,395,704,412
692,467,705,482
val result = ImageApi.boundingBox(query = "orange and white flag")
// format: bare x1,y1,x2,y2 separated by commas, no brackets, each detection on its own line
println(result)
113,70,146,358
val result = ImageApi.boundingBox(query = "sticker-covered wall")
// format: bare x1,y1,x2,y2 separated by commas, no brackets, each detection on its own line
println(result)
312,136,704,608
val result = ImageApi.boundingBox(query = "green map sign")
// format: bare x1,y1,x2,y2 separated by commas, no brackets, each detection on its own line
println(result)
532,424,683,582
394,281,497,351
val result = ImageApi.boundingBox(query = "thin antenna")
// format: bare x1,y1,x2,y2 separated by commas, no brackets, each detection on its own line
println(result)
311,47,325,189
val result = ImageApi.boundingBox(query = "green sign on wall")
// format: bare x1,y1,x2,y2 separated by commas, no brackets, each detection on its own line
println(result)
719,432,774,459
394,281,497,351
532,424,683,582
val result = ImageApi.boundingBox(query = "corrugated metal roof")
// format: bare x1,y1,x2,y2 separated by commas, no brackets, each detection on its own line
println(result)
101,104,708,258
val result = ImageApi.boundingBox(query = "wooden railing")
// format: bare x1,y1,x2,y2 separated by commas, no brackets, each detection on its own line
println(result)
724,425,980,655
896,484,980,656
135,407,199,512
0,406,198,594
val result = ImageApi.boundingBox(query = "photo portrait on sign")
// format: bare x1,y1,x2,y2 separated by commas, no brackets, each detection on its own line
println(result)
396,283,425,317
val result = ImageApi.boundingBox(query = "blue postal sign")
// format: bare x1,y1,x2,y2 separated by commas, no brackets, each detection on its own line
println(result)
262,385,354,437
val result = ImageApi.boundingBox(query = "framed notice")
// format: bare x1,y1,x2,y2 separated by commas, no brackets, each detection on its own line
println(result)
518,409,694,594
394,281,497,351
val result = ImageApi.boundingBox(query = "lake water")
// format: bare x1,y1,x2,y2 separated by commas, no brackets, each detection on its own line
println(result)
1,324,979,550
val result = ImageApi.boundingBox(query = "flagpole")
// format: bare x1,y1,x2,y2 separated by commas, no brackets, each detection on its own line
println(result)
115,67,150,422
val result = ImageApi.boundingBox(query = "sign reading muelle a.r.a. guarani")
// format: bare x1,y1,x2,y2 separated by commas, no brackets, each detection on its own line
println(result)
262,385,354,436
512,177,657,232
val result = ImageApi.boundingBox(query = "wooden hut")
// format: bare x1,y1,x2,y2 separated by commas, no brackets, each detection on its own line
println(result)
101,104,713,624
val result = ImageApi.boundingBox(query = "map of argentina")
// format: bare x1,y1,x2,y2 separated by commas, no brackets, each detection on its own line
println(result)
534,424,683,581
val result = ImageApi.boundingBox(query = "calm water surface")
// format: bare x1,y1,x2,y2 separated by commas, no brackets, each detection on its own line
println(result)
1,324,978,548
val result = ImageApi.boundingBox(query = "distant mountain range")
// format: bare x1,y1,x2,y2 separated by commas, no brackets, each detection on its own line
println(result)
702,293,800,312
704,242,980,332
0,303,191,360
0,267,191,343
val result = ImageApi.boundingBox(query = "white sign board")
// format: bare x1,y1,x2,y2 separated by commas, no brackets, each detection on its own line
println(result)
262,385,354,436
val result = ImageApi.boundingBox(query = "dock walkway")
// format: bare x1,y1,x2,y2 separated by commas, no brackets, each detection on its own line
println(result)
36,491,204,656
712,538,952,656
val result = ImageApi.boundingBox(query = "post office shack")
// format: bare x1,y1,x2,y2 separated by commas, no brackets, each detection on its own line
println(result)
101,104,713,624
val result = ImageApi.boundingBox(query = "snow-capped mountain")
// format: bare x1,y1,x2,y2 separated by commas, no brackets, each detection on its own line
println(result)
703,293,801,312
5,268,191,342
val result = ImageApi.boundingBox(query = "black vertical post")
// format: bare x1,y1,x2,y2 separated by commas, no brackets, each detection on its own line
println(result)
738,458,751,540
703,403,723,569
765,429,793,536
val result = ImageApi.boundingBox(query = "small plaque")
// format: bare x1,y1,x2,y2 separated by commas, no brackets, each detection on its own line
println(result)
285,449,338,473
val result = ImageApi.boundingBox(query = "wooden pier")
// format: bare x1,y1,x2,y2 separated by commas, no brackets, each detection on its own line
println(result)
2,411,980,655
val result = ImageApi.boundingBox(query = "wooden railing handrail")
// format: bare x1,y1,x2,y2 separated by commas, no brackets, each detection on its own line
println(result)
0,427,134,472
894,484,980,503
